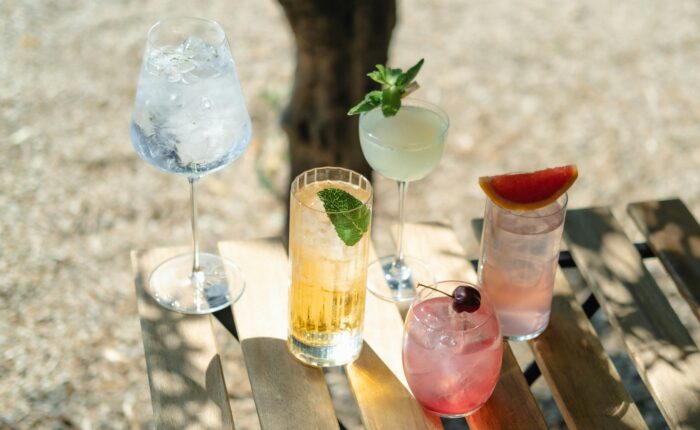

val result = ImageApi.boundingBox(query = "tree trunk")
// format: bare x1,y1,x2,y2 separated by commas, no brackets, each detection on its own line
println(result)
278,0,396,185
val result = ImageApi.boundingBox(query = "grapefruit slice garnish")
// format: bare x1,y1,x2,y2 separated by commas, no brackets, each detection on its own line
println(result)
479,165,578,210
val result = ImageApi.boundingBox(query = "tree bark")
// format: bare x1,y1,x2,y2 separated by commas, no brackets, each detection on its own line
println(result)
278,0,396,185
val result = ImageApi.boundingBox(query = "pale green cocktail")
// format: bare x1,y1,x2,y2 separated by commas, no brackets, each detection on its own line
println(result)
359,104,448,182
359,98,449,302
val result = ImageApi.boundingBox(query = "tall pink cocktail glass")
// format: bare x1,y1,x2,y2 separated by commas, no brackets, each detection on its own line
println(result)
477,194,567,340
402,281,502,417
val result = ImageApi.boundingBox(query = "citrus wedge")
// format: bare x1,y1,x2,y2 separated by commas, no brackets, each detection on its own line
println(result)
479,165,578,210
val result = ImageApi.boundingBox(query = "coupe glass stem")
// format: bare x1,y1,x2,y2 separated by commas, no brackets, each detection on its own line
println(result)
189,176,201,273
395,180,408,266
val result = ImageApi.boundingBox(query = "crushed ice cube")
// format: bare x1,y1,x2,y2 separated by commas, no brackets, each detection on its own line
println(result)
438,333,457,348
420,307,443,330
409,321,439,350
147,47,196,82
146,37,225,83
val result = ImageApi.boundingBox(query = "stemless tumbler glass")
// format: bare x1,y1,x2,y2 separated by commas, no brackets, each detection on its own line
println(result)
477,194,568,340
288,167,373,367
403,281,502,417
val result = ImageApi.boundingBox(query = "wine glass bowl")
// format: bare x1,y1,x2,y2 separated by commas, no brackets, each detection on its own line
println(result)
130,17,251,314
359,99,448,182
131,17,251,178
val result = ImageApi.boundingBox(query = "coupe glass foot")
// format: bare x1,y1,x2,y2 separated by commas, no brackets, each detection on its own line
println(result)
367,255,434,302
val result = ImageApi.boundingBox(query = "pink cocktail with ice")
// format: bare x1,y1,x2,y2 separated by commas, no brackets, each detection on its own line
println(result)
478,195,567,340
402,281,502,417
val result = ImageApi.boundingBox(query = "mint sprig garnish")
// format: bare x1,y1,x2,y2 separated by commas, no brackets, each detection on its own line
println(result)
317,188,370,246
347,58,424,117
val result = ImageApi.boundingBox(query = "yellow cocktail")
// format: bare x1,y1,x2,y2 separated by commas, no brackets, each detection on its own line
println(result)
288,167,373,367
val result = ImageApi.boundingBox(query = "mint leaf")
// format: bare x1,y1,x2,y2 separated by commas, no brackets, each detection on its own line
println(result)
384,67,402,85
347,58,425,117
375,64,387,78
396,59,424,88
347,90,382,115
381,86,401,117
347,99,379,115
367,69,385,85
317,188,370,247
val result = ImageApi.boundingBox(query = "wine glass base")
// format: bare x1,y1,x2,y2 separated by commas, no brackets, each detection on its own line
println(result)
146,252,244,314
367,255,434,303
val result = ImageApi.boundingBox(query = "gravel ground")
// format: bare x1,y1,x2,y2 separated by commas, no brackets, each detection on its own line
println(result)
2,0,699,428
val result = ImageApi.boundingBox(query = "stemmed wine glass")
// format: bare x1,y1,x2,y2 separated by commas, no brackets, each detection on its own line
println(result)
359,99,449,302
130,17,252,314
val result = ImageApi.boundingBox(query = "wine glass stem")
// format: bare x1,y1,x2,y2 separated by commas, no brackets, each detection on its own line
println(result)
395,180,408,266
189,177,201,273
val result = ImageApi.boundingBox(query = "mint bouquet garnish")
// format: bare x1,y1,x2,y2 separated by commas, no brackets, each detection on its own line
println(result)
317,188,370,246
347,58,424,117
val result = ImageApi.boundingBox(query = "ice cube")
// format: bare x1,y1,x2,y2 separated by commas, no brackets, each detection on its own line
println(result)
145,47,168,74
146,37,225,83
409,320,439,350
438,333,457,348
432,372,464,400
183,36,207,53
182,36,224,80
146,47,195,82
420,306,443,330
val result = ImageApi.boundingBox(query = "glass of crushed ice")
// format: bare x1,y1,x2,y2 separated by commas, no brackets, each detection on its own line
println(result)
130,17,251,314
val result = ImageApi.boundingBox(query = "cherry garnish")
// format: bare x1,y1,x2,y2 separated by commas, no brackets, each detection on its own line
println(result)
417,283,482,313
452,285,481,313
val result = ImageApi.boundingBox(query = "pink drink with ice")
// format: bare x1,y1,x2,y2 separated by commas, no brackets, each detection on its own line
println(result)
478,196,566,340
402,282,502,417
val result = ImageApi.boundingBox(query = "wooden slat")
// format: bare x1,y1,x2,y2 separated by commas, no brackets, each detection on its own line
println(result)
345,247,442,430
398,221,479,285
398,222,548,430
471,219,648,429
346,342,443,429
217,239,339,430
210,315,262,430
530,270,648,429
359,247,409,388
465,347,545,430
131,248,235,429
564,207,700,429
628,199,700,321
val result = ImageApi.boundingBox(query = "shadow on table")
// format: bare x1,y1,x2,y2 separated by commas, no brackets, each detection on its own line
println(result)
134,253,235,429
564,207,700,428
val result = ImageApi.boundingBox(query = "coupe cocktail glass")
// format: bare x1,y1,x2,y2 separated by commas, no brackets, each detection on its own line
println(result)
288,167,373,367
130,18,252,314
359,99,449,302
403,281,502,417
477,194,567,340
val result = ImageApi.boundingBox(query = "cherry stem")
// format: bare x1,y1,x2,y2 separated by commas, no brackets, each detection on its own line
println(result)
417,283,454,298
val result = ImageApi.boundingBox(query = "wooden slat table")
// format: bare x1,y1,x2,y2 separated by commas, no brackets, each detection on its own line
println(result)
628,199,700,321
131,198,700,429
470,221,648,429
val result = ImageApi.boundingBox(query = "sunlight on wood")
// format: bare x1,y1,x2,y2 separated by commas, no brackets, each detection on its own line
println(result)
602,234,643,284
